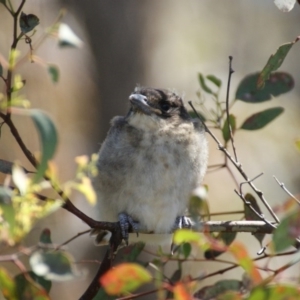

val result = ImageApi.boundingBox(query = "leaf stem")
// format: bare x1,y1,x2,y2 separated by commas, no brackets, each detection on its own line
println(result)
6,0,26,119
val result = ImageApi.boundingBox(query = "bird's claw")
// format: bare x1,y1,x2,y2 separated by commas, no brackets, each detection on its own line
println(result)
170,216,193,255
172,216,192,231
118,212,139,245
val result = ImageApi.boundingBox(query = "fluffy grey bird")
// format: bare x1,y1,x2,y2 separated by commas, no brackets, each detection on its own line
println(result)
93,87,208,245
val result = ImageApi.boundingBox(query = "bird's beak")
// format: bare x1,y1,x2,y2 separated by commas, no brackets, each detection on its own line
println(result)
129,93,152,115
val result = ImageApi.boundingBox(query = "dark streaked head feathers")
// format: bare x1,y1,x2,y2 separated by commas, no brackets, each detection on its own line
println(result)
129,87,191,120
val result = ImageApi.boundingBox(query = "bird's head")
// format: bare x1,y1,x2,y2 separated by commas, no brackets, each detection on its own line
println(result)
128,87,191,127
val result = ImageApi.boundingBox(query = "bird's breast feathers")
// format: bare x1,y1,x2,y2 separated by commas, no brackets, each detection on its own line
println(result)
95,113,208,233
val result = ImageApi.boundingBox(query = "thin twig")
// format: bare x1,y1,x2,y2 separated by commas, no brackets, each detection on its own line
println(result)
273,175,300,205
207,163,225,169
55,229,91,250
234,190,276,230
188,101,280,224
201,210,244,217
199,250,298,282
1,114,121,230
118,289,158,300
225,56,238,162
240,172,264,193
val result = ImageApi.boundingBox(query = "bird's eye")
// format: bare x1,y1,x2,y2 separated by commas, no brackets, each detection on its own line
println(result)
160,102,170,111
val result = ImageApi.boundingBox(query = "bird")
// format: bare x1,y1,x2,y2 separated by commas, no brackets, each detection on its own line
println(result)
92,87,208,246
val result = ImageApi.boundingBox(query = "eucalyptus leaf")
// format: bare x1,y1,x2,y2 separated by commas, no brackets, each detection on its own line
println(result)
29,109,58,183
206,74,222,88
258,38,299,88
244,193,265,246
273,209,300,252
204,232,237,259
39,228,52,244
240,107,284,130
195,280,243,299
30,250,79,281
14,272,51,299
0,268,17,300
236,72,294,103
19,12,39,34
181,242,192,259
198,73,213,94
222,114,236,143
47,64,59,83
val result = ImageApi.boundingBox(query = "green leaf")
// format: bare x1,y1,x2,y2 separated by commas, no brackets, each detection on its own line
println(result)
206,74,222,88
19,12,39,34
0,203,16,240
0,187,14,243
47,64,59,83
204,232,237,259
29,109,58,183
236,72,294,103
240,107,284,130
93,288,115,300
122,242,145,262
244,193,265,246
273,209,300,252
30,250,79,281
258,38,299,89
14,272,51,299
39,228,52,244
170,269,182,284
181,242,192,259
0,268,17,300
58,23,83,48
244,193,262,221
198,73,214,94
222,114,236,143
195,280,242,299
28,271,52,293
249,285,300,300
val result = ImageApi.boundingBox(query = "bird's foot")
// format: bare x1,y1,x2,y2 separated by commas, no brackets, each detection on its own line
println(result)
172,216,192,231
118,212,139,245
170,216,193,255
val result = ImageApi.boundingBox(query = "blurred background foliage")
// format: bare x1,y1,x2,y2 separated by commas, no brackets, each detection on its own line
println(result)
1,1,300,299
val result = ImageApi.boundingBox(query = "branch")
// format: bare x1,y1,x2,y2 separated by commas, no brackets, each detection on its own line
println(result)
188,101,280,224
0,115,121,231
79,229,123,299
195,220,274,234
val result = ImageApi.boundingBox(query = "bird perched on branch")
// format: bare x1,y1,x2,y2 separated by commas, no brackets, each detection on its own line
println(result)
92,87,208,245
